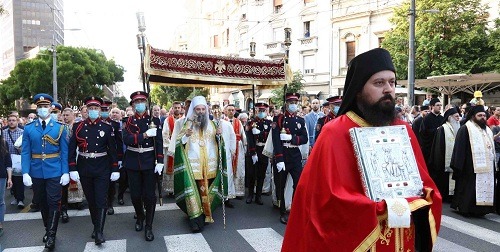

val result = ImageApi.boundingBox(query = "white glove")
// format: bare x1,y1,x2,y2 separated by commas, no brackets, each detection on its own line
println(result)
23,173,33,187
145,128,157,137
280,133,292,141
69,171,80,182
252,154,258,164
155,163,164,175
276,162,285,172
118,161,123,169
60,173,70,186
110,172,120,181
252,128,261,135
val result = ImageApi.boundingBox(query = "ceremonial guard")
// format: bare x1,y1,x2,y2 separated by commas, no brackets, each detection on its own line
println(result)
267,93,308,224
21,94,70,250
101,100,124,215
246,102,270,205
68,97,119,245
315,95,341,141
123,91,163,241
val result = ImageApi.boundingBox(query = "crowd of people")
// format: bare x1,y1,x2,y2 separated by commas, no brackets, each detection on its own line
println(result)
0,48,498,251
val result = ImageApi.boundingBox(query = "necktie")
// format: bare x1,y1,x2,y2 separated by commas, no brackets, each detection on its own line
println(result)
42,121,46,130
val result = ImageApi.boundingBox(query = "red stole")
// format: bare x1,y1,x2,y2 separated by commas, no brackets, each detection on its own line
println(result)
166,115,175,174
281,112,442,252
231,118,242,175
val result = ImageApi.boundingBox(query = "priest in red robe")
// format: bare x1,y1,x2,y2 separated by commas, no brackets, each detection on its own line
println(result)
282,48,442,252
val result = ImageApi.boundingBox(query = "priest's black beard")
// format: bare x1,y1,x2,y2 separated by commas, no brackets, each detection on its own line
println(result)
358,94,396,126
472,117,487,129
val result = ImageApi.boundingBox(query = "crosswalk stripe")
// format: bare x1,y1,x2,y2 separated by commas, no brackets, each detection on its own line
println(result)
484,214,500,224
441,215,500,246
237,228,283,252
83,239,127,252
3,203,180,222
164,233,212,252
2,246,46,252
433,237,475,252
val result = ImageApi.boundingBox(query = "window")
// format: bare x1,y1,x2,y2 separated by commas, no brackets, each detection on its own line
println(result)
241,13,247,20
274,0,282,13
213,35,219,48
273,27,283,41
303,55,315,74
346,41,355,65
303,21,311,38
378,37,385,48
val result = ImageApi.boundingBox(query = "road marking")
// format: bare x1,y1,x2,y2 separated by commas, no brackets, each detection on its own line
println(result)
433,237,475,252
3,203,180,222
484,214,500,224
2,246,46,252
237,228,283,252
441,215,500,246
84,239,127,252
164,233,212,252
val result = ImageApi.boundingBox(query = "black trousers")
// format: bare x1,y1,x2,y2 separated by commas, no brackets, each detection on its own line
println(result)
61,184,68,210
272,147,303,214
117,168,128,198
12,175,25,202
107,181,116,206
247,146,269,197
80,174,110,224
127,169,156,218
32,177,62,225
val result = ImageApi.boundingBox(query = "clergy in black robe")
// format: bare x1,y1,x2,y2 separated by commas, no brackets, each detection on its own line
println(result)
429,108,460,203
412,105,429,146
420,99,444,164
450,106,496,216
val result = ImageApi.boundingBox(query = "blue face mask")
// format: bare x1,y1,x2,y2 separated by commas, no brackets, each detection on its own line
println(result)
135,103,146,113
258,112,266,119
333,106,340,115
287,104,298,113
100,111,109,119
37,108,49,119
88,110,100,120
50,113,58,121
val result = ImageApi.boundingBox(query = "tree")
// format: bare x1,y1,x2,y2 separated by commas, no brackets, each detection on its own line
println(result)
485,19,500,71
0,5,5,15
114,96,129,110
188,87,209,99
0,46,124,109
270,71,305,108
382,0,494,80
150,85,193,108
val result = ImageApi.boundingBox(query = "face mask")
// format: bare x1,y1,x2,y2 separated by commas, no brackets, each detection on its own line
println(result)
37,108,49,118
258,112,266,119
287,104,298,113
100,111,109,119
88,110,100,120
50,113,58,121
135,103,146,113
333,106,340,115
28,118,34,123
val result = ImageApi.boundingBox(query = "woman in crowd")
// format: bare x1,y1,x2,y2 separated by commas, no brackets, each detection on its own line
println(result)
0,130,13,237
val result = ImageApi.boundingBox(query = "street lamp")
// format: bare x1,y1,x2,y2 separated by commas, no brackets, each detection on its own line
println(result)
284,27,292,64
249,39,256,58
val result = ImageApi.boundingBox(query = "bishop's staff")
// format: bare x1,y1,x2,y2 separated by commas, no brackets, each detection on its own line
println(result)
212,108,227,229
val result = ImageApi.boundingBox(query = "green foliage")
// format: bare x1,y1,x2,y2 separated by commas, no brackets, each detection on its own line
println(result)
114,96,130,110
188,87,209,99
0,46,124,110
150,85,193,108
382,0,494,80
270,71,305,108
485,19,500,71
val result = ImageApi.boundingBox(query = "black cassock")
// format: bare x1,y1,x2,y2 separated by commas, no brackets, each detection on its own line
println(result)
419,113,443,164
450,126,495,216
429,125,452,203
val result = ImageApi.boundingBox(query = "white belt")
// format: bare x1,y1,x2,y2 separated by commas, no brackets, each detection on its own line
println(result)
127,146,154,153
79,152,107,158
256,142,265,146
283,143,299,148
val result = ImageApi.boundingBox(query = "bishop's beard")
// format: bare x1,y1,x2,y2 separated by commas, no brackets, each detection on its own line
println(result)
472,116,487,129
195,112,207,129
448,118,460,136
357,94,396,126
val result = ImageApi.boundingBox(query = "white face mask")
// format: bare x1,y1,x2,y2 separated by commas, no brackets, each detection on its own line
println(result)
37,108,50,119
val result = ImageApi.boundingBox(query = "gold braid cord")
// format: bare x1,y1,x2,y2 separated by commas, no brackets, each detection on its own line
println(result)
42,125,64,146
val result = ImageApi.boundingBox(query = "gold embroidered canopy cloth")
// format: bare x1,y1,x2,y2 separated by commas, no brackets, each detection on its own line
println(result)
145,45,289,88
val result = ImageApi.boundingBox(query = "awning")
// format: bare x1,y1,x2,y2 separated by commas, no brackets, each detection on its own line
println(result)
395,87,427,96
145,45,290,89
306,90,321,96
258,92,275,99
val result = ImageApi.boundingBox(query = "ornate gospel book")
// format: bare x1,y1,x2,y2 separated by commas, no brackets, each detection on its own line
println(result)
349,125,423,202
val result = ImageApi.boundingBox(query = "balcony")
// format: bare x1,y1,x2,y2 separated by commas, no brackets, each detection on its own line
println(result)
297,36,318,53
264,41,286,58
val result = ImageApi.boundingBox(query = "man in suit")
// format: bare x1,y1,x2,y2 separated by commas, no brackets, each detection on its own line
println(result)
22,93,69,250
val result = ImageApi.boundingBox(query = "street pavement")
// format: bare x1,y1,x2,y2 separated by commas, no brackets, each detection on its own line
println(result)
1,187,499,251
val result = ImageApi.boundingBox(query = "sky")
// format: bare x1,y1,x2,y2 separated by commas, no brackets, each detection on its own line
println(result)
63,0,187,100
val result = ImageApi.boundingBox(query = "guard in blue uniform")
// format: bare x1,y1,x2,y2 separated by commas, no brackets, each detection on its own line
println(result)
123,91,163,241
271,93,308,224
100,100,124,215
315,95,342,141
21,93,69,250
246,102,271,205
68,97,119,245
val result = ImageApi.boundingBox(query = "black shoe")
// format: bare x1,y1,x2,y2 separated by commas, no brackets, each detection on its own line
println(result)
225,200,234,208
246,196,253,204
43,232,48,243
189,214,205,233
135,218,144,231
94,208,106,245
45,211,60,250
61,211,69,223
107,207,114,215
255,196,264,205
145,228,154,241
91,230,96,239
280,213,288,224
118,198,125,205
235,196,243,200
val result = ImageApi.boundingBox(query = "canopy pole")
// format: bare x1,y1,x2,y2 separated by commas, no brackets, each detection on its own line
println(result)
252,84,256,118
